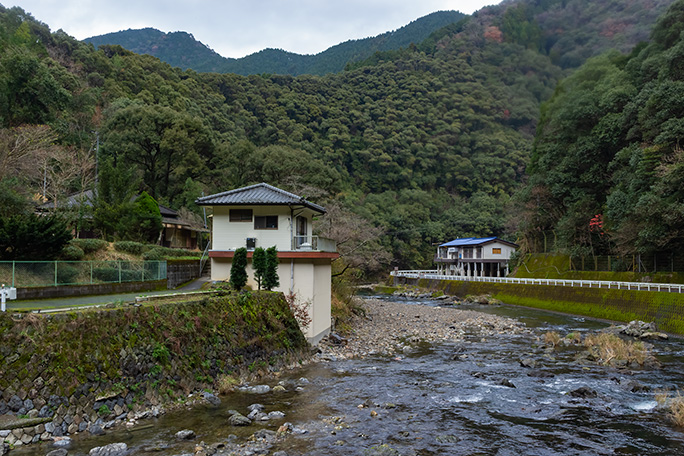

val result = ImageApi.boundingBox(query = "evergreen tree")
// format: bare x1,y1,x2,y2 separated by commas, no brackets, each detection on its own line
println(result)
230,247,248,290
252,247,266,290
263,246,280,291
0,213,71,260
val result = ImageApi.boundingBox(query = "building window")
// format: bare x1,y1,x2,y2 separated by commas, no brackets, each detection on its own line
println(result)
230,209,252,222
492,248,502,254
255,215,278,229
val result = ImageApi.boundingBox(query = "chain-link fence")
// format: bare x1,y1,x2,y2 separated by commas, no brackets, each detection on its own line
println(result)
0,261,167,288
569,252,682,273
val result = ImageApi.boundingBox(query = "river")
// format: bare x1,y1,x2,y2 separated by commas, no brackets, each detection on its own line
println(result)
12,297,684,455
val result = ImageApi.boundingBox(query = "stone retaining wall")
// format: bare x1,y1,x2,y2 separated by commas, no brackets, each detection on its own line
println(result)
395,276,684,334
0,292,308,449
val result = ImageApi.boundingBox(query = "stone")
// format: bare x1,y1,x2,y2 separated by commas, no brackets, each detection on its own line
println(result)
46,449,68,456
568,387,598,398
79,422,88,432
88,424,105,435
198,392,219,407
20,433,33,444
68,423,78,434
53,437,72,448
519,358,537,369
247,404,264,412
88,442,128,456
23,398,34,411
39,405,53,418
0,431,8,438
252,429,277,442
498,379,516,388
8,394,23,412
0,443,8,456
34,424,45,434
227,413,251,426
175,429,196,440
268,411,286,419
0,401,7,415
272,385,287,393
640,332,669,340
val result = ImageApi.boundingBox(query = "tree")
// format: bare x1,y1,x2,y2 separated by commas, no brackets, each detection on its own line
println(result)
252,247,266,290
0,213,71,260
122,191,163,243
230,247,248,290
92,157,140,241
263,246,280,291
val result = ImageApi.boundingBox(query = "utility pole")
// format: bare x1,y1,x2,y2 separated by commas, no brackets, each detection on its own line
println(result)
93,131,100,188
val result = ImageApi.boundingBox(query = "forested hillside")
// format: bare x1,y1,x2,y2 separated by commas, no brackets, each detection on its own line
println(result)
85,11,465,76
0,0,677,273
519,0,684,258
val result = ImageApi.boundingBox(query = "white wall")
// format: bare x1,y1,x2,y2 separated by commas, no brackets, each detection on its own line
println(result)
481,242,516,260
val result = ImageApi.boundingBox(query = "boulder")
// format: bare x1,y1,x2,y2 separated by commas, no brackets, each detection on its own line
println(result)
46,449,68,456
568,387,597,398
175,429,196,440
202,392,221,407
227,413,251,426
88,442,128,456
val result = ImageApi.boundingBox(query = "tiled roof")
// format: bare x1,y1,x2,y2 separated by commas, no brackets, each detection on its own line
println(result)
195,183,326,214
439,237,517,248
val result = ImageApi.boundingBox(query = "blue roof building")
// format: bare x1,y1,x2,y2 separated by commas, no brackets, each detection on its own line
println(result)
435,237,518,277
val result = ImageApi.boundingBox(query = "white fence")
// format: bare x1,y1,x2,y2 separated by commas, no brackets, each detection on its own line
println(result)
390,270,684,294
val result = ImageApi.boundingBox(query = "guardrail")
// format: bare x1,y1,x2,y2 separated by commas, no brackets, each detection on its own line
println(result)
390,270,684,293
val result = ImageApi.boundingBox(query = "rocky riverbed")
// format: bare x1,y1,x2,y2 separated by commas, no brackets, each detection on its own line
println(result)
316,298,529,360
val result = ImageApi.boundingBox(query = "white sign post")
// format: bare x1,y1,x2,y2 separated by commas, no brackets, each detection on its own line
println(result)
1,284,17,312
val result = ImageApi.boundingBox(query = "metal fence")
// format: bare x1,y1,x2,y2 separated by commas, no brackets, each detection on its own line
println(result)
0,261,167,288
569,253,684,273
391,270,684,294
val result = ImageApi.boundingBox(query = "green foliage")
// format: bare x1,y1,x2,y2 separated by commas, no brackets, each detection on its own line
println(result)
263,246,280,291
60,244,85,261
520,0,684,257
152,342,170,364
113,241,150,255
142,246,200,260
252,247,266,290
124,192,163,243
230,247,248,290
70,238,108,254
0,213,71,260
0,178,30,218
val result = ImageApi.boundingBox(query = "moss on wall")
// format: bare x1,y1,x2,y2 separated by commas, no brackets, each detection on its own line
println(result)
404,277,684,334
0,291,308,423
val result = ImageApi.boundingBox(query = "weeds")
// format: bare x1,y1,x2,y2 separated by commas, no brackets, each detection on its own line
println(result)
543,331,562,348
217,374,239,394
583,333,650,366
656,389,684,427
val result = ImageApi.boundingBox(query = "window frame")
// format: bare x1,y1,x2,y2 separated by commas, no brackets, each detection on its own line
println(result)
229,209,253,222
254,215,279,230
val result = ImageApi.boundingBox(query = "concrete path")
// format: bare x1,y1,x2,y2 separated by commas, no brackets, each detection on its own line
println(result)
6,275,214,311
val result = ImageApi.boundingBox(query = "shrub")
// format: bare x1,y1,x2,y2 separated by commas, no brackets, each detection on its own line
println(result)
113,241,150,255
230,247,248,290
656,390,684,427
263,246,279,291
583,333,651,366
0,213,71,260
252,247,266,290
71,238,108,254
142,246,200,260
543,331,561,348
61,244,85,261
56,264,80,284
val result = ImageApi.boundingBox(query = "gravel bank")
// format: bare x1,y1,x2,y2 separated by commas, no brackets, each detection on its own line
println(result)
318,298,529,360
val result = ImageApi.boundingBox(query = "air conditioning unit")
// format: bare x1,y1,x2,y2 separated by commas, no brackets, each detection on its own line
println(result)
246,238,256,249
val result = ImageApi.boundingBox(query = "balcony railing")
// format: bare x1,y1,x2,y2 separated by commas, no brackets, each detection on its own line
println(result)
293,235,337,252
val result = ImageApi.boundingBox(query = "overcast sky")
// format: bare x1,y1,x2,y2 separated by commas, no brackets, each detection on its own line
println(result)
10,1,501,58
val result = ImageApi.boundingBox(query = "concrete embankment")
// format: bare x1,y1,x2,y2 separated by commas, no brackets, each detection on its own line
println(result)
0,291,308,448
393,276,684,334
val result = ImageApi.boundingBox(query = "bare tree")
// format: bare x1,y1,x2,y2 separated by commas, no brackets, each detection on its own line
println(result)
315,201,391,277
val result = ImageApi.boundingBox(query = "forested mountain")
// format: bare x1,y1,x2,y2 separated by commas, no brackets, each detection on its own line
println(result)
85,11,465,76
0,0,677,272
518,0,684,258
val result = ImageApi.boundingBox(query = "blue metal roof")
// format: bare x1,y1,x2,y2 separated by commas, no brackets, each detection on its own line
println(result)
438,237,517,248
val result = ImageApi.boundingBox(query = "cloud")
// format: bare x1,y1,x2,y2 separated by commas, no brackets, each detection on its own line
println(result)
13,0,499,58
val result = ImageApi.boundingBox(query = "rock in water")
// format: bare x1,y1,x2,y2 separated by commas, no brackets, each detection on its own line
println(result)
175,429,196,440
568,387,598,398
202,392,221,406
46,450,68,456
519,358,537,368
228,413,251,426
88,442,128,456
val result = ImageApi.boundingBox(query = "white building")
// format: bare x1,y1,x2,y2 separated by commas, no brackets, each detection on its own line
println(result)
435,237,517,277
196,183,338,345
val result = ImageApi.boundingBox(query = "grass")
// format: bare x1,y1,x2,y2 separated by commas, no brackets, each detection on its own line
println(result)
216,374,240,394
543,331,562,348
583,333,650,366
656,390,684,427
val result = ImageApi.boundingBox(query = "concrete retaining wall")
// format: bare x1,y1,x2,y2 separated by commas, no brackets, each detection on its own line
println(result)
395,276,684,334
17,280,167,300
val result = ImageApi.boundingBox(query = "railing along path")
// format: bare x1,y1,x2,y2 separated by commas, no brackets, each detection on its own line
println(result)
390,270,684,294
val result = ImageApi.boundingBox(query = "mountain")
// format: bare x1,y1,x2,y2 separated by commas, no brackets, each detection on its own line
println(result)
84,11,465,75
1,0,678,270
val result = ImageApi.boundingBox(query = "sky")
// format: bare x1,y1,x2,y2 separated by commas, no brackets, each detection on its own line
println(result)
10,1,501,58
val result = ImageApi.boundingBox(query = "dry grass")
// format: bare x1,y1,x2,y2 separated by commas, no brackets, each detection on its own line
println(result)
565,332,582,344
543,331,562,348
583,333,650,366
217,374,240,394
655,389,684,427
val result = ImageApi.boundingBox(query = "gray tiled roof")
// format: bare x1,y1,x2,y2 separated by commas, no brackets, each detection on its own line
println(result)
195,183,326,214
